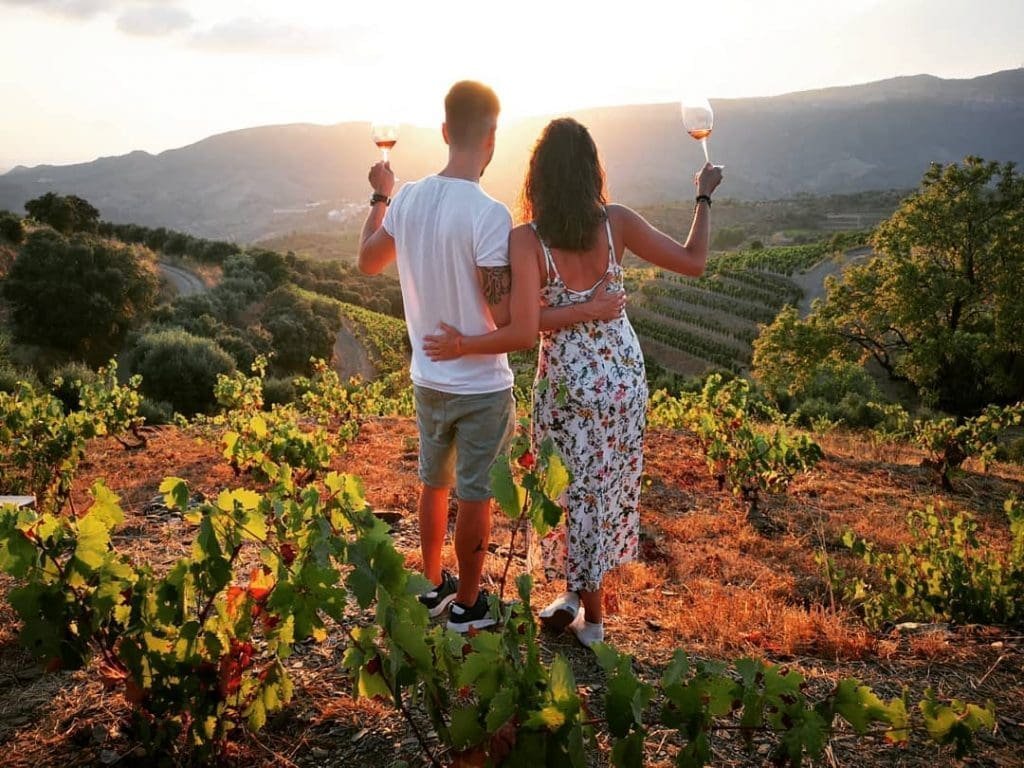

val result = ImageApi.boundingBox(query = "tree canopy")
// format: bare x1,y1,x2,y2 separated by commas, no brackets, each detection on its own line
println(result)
24,192,100,235
754,158,1024,414
2,229,157,362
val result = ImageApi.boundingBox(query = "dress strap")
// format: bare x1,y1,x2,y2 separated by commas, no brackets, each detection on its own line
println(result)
530,222,559,283
603,207,617,270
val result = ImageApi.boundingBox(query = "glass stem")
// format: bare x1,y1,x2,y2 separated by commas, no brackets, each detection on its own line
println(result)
382,148,390,163
701,138,710,164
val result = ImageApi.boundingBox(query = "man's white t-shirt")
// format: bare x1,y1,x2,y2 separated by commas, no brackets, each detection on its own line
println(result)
382,175,515,395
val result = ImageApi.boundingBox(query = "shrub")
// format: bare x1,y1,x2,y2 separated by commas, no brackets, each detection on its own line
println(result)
128,329,235,414
1007,437,1024,465
139,398,174,425
3,230,157,362
24,192,100,234
0,210,24,244
832,498,1024,628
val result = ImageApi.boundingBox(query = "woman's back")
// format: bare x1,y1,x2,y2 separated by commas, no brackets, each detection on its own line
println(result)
538,214,618,294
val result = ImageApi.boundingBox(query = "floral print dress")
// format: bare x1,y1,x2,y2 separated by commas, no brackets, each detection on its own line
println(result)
531,213,648,593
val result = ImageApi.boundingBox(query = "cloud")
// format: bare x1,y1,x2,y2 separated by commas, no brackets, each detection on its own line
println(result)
0,0,110,19
190,17,338,55
115,4,192,36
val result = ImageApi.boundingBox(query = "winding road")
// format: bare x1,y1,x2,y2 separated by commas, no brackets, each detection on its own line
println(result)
794,246,874,317
158,262,206,297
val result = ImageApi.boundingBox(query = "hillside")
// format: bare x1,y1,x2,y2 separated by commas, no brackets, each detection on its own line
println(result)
0,420,1020,766
1,69,1022,241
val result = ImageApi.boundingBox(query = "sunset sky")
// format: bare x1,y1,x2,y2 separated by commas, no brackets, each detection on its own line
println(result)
1,0,1022,171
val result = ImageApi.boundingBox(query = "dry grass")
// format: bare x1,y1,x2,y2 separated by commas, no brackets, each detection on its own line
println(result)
0,421,1022,766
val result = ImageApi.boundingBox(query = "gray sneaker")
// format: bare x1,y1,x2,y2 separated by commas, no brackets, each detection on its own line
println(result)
418,570,458,618
446,589,498,633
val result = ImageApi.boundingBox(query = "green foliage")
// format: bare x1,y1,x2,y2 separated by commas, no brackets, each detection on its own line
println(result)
752,305,859,401
78,361,147,448
801,158,1024,414
913,403,1024,490
263,287,340,372
24,192,100,234
0,381,997,763
594,644,991,768
0,382,98,512
832,498,1024,628
0,364,145,511
3,230,158,363
138,398,174,426
0,210,25,244
338,300,411,376
710,242,830,275
650,374,822,514
128,329,236,415
49,361,97,412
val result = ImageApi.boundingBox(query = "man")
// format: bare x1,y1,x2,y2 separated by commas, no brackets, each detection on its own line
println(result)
358,81,514,632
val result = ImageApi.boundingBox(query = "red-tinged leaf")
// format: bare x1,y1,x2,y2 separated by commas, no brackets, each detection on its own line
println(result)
226,585,246,617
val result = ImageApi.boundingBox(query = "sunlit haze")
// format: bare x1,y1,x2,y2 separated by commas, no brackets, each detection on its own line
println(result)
1,0,1022,170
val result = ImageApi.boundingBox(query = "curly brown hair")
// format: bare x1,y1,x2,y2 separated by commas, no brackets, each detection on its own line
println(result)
520,118,608,251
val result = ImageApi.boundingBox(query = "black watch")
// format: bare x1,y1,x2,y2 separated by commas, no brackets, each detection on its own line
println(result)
696,194,712,207
370,192,391,207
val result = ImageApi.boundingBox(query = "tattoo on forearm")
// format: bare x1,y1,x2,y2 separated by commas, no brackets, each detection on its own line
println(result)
480,267,511,306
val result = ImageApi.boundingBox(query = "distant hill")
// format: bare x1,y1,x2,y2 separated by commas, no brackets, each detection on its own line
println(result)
2,69,1022,241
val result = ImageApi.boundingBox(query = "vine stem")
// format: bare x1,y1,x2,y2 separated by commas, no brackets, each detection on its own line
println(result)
336,622,443,768
498,490,531,605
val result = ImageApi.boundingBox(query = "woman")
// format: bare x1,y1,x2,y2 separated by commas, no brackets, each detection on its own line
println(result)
424,118,722,649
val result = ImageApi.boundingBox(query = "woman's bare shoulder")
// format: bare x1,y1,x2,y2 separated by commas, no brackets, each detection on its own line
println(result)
607,203,641,225
510,222,540,248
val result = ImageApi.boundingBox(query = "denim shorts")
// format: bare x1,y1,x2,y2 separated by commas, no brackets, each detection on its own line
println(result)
414,385,516,501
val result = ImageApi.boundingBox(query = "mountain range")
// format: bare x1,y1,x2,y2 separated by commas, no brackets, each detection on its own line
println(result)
2,68,1022,242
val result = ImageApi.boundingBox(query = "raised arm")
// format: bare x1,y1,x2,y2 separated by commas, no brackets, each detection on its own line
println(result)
423,226,541,358
357,162,397,275
613,163,723,277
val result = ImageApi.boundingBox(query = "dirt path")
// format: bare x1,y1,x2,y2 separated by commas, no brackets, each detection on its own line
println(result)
794,245,873,316
157,262,207,297
333,317,376,381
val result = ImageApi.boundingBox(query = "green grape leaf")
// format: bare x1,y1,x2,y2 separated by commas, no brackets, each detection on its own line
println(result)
0,512,39,579
549,654,576,703
485,686,517,732
449,705,485,750
610,730,646,768
523,705,566,731
358,668,392,701
159,477,190,512
662,650,690,688
74,512,111,570
700,674,737,718
606,667,643,738
541,452,570,501
490,457,527,519
676,731,712,768
87,481,124,529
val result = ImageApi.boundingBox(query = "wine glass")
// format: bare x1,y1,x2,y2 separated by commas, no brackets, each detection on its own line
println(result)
680,97,713,164
371,120,399,163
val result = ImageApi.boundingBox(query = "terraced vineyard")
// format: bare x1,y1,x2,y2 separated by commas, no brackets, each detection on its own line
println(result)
336,301,410,375
631,243,831,376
